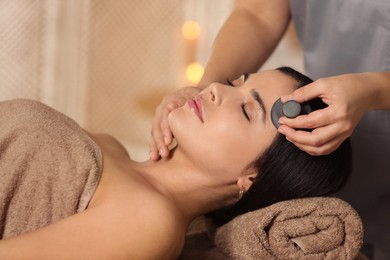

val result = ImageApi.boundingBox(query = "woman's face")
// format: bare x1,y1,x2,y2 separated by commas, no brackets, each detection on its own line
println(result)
168,69,297,179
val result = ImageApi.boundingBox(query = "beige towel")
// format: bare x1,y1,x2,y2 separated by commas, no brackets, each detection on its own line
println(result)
212,197,363,260
0,99,103,239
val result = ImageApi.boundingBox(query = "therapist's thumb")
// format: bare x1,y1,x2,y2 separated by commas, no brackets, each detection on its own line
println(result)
280,82,322,104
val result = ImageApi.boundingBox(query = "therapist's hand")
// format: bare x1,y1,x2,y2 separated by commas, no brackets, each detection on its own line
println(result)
149,86,200,160
278,73,375,155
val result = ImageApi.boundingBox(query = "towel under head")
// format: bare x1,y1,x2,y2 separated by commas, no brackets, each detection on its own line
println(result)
212,197,363,260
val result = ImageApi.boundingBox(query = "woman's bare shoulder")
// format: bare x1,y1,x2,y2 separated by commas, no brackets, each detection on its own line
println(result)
90,170,187,258
88,188,187,258
125,194,186,258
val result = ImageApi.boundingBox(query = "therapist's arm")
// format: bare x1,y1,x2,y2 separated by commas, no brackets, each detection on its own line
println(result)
149,0,291,160
198,0,291,88
278,71,390,155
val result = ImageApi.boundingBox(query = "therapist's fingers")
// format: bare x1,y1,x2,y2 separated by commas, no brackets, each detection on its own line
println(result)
159,102,180,145
149,86,201,160
150,126,169,161
149,139,160,161
278,123,348,155
281,81,326,104
150,101,180,160
289,135,343,156
278,109,332,130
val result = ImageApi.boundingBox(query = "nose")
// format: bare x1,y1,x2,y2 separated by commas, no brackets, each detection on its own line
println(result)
206,82,226,105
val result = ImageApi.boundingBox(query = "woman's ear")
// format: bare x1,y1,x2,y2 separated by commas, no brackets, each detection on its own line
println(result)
237,168,257,191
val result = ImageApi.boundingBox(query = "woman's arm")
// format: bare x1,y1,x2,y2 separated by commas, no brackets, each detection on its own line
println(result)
0,197,183,259
278,71,390,155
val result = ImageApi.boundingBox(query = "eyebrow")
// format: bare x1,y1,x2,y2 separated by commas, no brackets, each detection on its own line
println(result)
250,89,266,122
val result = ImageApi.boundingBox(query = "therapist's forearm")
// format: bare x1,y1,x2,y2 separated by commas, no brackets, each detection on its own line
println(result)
367,71,390,110
197,0,291,88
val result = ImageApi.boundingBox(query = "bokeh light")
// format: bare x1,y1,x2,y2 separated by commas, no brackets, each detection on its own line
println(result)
186,62,204,84
182,21,201,40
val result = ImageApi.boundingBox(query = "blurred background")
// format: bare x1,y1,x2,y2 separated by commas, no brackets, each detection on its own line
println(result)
0,0,303,161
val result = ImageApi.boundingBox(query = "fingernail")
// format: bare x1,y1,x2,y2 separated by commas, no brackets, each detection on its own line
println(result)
164,137,170,145
149,151,156,159
278,128,285,134
286,137,292,142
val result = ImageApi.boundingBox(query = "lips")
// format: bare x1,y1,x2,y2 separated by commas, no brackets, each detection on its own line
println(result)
187,96,203,122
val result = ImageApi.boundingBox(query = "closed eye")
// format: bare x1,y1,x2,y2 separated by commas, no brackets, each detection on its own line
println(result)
227,73,249,87
227,78,234,87
227,77,250,121
241,104,250,121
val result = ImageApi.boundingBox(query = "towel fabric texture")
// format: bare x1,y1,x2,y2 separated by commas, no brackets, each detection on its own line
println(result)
0,99,102,239
210,197,363,260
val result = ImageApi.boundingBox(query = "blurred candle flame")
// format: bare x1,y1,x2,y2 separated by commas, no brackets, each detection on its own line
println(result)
186,62,204,84
182,21,200,40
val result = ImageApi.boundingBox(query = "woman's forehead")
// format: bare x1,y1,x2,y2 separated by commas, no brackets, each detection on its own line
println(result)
246,70,296,96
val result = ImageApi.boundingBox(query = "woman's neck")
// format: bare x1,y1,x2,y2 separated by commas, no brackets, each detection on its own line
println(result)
129,148,239,223
88,132,240,224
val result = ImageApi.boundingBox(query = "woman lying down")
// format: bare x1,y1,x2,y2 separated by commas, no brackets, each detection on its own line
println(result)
0,67,351,259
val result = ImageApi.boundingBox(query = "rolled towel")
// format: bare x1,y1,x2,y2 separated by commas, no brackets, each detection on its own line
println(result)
212,197,363,260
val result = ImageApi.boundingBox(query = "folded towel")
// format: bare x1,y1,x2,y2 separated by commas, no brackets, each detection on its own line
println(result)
0,99,103,239
212,197,363,260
